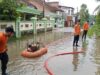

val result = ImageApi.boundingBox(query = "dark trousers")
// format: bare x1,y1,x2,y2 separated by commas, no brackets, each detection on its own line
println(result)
82,30,88,40
0,52,9,75
73,35,79,46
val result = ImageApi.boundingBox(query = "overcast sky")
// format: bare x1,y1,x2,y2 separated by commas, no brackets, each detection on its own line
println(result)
47,0,100,14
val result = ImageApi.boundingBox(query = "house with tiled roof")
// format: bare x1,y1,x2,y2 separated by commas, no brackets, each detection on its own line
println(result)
46,1,75,27
46,1,64,27
20,0,64,27
59,6,75,27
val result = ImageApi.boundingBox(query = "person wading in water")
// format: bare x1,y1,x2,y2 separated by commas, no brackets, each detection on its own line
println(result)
82,21,89,41
73,20,81,47
0,26,14,75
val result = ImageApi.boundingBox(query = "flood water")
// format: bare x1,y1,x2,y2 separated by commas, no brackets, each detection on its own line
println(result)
0,28,100,75
4,30,71,75
46,36,100,75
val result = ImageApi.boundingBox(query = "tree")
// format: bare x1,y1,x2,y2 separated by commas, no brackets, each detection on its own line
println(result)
94,0,100,24
88,0,100,38
0,0,21,21
93,5,100,14
94,0,100,14
79,4,89,26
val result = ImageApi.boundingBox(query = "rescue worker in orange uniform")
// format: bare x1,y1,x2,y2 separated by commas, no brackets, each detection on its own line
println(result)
73,20,81,46
82,21,89,41
0,26,14,75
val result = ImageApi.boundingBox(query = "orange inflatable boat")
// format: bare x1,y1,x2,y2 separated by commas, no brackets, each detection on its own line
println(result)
21,47,48,58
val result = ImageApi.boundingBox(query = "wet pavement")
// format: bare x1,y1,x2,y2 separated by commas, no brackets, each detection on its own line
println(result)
0,27,100,75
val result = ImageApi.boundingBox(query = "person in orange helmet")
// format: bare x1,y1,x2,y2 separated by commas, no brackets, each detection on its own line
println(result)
0,26,14,75
82,21,89,41
73,20,81,47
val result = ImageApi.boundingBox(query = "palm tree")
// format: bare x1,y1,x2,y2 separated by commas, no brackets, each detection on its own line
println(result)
79,4,89,25
94,0,100,14
94,5,100,14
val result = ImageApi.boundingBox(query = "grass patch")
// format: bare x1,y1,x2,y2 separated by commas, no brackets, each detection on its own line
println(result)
88,24,100,38
88,25,96,38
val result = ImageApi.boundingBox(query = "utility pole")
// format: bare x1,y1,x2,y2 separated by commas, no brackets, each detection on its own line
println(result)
75,7,78,24
43,0,45,18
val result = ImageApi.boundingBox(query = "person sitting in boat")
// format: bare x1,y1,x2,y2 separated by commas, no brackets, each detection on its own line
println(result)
36,42,40,49
27,44,32,52
27,42,40,52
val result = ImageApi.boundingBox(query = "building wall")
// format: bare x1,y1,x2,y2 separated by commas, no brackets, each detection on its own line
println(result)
20,0,64,28
47,2,59,7
59,6,74,27
0,22,15,32
60,7,74,16
0,20,54,32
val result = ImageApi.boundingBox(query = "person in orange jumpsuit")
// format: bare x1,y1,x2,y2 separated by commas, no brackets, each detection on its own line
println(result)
0,26,14,75
73,20,81,46
82,21,89,41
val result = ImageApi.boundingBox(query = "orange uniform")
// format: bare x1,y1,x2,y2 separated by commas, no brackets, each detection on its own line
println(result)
83,22,89,30
74,24,81,35
0,32,8,53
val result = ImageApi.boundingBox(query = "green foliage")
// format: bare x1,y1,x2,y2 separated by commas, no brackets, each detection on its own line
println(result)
0,0,2,2
95,25,100,37
0,0,18,20
88,25,97,38
88,0,100,38
0,0,24,21
88,24,100,38
88,10,100,38
95,13,100,37
89,15,95,24
96,12,100,24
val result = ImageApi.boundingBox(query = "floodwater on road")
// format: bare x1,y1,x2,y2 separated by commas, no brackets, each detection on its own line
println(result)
47,37,100,75
0,28,100,75
4,30,71,75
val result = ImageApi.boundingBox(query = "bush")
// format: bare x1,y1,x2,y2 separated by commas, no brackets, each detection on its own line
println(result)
88,24,100,38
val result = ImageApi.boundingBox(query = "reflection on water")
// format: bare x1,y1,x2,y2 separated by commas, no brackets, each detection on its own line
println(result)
47,37,100,75
82,41,88,57
93,38,100,75
72,47,79,71
0,29,100,75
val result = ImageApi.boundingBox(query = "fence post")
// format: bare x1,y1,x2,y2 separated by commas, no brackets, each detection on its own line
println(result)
62,19,65,28
15,17,21,38
50,17,55,29
42,18,47,32
31,17,37,35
